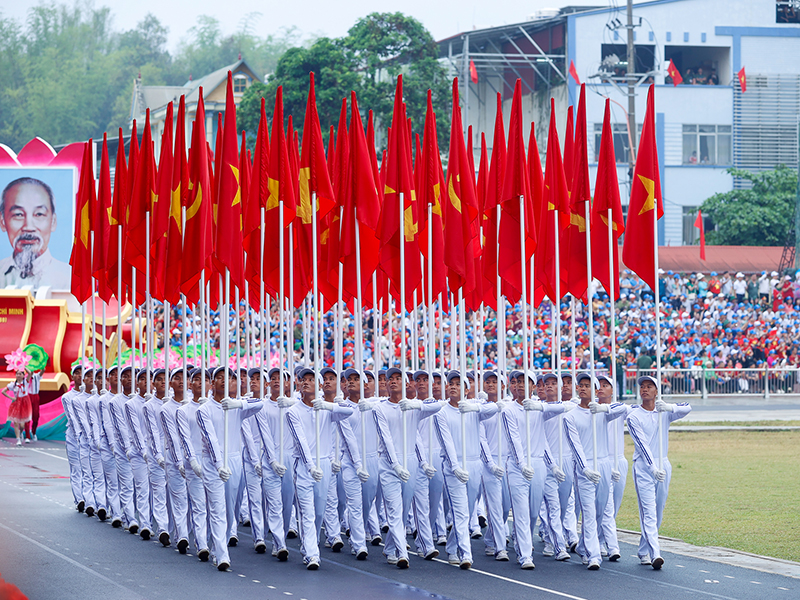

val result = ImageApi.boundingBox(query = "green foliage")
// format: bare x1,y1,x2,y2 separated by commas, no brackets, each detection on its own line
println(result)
700,166,798,246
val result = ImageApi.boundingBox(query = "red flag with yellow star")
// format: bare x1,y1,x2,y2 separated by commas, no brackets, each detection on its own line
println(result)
566,84,591,301
244,98,269,309
105,128,127,301
70,140,95,303
667,59,683,86
164,96,189,306
737,66,746,92
125,110,156,276
151,101,174,301
591,99,625,300
212,71,244,290
92,134,113,302
622,84,663,292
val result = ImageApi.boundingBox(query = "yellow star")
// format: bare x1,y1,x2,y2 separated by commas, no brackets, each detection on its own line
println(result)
403,205,418,242
570,212,586,232
170,188,182,233
266,178,280,211
637,174,656,215
447,176,462,213
230,164,241,207
186,185,203,220
298,167,313,225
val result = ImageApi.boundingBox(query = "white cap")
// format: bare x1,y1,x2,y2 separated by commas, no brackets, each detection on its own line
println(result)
736,272,744,278
697,273,704,279
772,271,779,277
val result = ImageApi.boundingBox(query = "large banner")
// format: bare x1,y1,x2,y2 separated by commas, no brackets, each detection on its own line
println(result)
0,167,76,292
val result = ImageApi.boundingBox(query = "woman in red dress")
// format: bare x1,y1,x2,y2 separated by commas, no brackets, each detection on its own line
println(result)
6,370,32,446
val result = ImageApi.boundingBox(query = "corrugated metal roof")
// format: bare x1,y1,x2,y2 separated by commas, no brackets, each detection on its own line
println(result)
637,245,784,274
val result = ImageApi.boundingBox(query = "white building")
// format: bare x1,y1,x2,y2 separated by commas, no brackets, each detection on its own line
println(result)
438,0,800,246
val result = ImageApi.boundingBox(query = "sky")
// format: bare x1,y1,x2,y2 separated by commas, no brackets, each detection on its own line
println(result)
2,0,620,50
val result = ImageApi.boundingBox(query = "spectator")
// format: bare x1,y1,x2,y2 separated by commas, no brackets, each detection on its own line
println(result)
708,272,721,295
733,272,747,303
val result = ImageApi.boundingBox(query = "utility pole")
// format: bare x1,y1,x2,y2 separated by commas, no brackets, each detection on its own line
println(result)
627,0,637,171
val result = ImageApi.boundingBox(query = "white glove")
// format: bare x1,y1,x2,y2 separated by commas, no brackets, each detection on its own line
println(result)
655,399,674,413
270,461,286,477
476,391,488,401
589,401,609,414
221,398,243,411
421,462,436,479
331,459,341,474
496,400,512,412
523,399,544,411
313,398,335,411
178,464,186,478
521,466,535,481
399,399,423,411
357,467,370,483
490,465,505,479
255,463,263,478
358,400,376,412
218,466,232,482
583,467,601,484
551,464,566,483
309,466,323,482
611,469,621,482
650,465,666,482
126,449,133,460
243,392,254,399
277,397,296,410
393,464,411,482
454,467,470,483
562,401,576,412
157,457,165,469
458,400,480,414
190,458,203,478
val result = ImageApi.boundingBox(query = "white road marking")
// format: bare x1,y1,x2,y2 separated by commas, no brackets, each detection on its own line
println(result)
724,575,734,579
751,581,761,584
27,447,68,461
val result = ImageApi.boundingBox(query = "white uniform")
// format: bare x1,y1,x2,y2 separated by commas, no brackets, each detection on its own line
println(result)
433,401,497,564
159,396,190,546
375,399,442,562
96,390,122,523
600,405,632,555
196,397,264,567
175,399,209,555
240,416,266,549
626,403,692,561
251,399,287,554
142,396,170,538
60,389,84,507
108,392,137,529
124,393,153,533
286,400,355,565
479,402,512,556
502,401,565,564
77,391,107,513
416,412,446,545
541,401,578,546
563,402,627,565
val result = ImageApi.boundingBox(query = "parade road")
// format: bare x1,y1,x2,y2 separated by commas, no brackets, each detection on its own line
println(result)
0,439,794,600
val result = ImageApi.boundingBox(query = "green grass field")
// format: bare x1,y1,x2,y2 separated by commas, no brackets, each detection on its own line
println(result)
673,420,800,427
615,430,800,562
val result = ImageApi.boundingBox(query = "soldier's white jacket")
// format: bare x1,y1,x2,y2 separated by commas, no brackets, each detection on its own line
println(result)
285,399,357,471
433,402,497,469
109,393,133,457
175,400,204,463
563,403,627,471
375,399,443,467
625,403,692,466
501,400,561,468
196,398,264,470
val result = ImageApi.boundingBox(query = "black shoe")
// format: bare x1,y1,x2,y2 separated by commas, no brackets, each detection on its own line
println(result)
331,539,344,553
345,528,351,538
178,538,189,554
568,541,578,553
357,549,368,561
609,552,621,562
371,535,382,546
159,532,170,547
286,529,298,539
111,518,122,528
424,549,439,560
77,501,85,513
652,557,664,570
217,560,230,571
141,528,151,541
242,519,251,527
478,515,487,529
198,549,210,562
255,541,267,554
228,537,238,547
277,548,289,562
85,506,95,517
397,557,409,569
381,524,389,534
97,508,107,521
129,524,139,535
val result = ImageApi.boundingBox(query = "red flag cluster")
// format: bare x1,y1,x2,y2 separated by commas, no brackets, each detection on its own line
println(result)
70,73,664,316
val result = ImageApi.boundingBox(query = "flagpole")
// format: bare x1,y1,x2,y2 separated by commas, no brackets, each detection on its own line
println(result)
312,194,321,470
117,223,123,376
278,198,285,464
530,255,535,374
132,270,137,371
608,208,618,466
458,288,467,470
223,269,230,468
302,297,310,367
102,297,107,391
411,292,418,372
245,281,251,376
145,213,152,397
399,191,407,469
181,206,187,397
354,209,366,464
374,273,381,397
164,300,170,378
496,204,503,466
234,287,240,396
427,205,434,454
260,206,266,400
654,195,663,470
449,293,456,371
519,196,531,469
570,297,576,395
554,207,563,464
90,234,97,376
288,222,295,398
585,202,597,472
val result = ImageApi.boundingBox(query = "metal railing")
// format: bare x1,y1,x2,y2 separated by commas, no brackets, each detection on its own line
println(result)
613,367,800,400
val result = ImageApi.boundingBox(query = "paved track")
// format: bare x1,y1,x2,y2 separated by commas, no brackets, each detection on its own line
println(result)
0,439,794,600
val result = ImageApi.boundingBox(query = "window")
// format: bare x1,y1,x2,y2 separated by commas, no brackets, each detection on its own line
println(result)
594,122,642,164
599,44,656,80
233,74,248,94
664,46,730,85
682,125,731,165
777,1,800,23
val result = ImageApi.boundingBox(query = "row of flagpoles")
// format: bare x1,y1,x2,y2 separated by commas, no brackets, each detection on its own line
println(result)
68,70,666,465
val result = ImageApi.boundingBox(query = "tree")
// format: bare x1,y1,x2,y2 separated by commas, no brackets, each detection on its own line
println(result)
700,166,798,246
